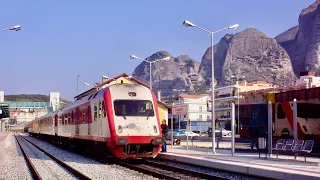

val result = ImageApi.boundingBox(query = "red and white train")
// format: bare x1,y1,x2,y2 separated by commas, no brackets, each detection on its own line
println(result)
28,83,164,159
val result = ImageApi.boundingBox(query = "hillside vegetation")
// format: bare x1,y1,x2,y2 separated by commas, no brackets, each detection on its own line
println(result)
4,94,70,104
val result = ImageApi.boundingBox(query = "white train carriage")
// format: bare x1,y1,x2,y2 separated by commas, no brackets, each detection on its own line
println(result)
28,83,163,159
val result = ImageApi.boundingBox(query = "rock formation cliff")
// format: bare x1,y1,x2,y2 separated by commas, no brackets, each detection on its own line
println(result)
200,28,297,86
276,0,320,76
132,51,205,96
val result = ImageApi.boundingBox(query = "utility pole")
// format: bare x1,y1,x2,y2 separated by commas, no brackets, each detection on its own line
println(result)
77,75,80,95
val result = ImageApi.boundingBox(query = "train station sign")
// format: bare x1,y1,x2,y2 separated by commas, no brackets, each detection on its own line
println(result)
172,104,188,115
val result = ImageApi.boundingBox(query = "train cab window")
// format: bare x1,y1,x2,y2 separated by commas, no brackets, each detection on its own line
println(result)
101,100,106,118
82,108,86,123
94,103,98,121
113,100,154,117
277,104,286,119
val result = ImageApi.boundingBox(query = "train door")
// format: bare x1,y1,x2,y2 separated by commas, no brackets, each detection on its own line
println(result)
71,110,75,136
54,114,58,135
75,107,80,135
87,105,91,136
98,100,103,136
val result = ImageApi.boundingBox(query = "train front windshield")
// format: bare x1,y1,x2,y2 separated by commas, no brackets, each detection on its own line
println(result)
113,100,155,117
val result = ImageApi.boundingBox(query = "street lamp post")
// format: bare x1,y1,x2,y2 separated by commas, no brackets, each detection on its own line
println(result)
183,20,239,154
0,25,21,32
77,75,80,95
130,55,171,91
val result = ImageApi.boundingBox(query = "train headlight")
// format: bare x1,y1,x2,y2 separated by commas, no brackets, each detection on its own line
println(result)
153,126,158,133
118,125,123,133
116,138,128,145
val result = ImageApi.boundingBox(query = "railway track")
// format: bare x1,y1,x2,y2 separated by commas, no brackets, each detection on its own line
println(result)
116,159,229,180
14,133,92,180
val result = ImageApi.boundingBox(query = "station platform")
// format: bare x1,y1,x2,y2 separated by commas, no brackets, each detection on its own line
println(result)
0,132,10,169
157,146,320,180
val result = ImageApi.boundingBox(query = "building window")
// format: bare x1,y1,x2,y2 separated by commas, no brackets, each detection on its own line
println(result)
207,115,210,120
199,115,202,120
199,106,202,112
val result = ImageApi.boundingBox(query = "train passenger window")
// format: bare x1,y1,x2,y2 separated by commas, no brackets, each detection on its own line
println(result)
59,115,62,125
68,113,71,124
277,104,286,119
99,101,102,118
101,100,106,118
62,115,65,125
71,111,73,122
297,103,320,118
65,114,68,124
82,108,86,123
94,103,98,121
76,108,79,122
87,106,91,123
113,100,154,117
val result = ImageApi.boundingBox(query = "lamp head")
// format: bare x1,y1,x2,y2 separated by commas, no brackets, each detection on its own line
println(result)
183,20,195,27
228,24,239,30
10,25,21,31
130,55,139,59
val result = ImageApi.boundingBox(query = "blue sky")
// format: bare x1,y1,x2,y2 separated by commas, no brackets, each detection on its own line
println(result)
0,0,315,100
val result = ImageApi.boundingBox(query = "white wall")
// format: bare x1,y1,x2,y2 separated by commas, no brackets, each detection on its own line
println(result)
0,91,4,102
49,92,60,111
176,95,211,122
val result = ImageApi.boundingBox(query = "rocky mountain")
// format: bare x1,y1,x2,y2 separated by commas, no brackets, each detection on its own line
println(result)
276,0,320,76
133,1,320,96
198,34,233,85
200,28,297,86
132,51,205,96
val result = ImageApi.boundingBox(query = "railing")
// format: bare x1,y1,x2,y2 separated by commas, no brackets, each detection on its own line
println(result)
8,102,49,108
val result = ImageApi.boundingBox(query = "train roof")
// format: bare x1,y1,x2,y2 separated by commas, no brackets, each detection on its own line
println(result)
62,88,107,112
